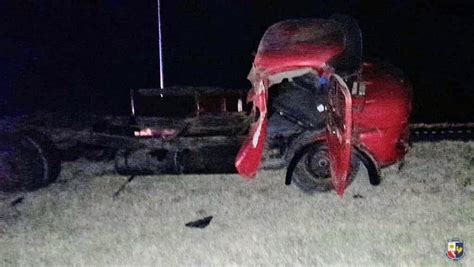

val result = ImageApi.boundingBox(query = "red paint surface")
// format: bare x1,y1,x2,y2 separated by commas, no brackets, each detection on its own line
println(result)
255,48,343,76
254,19,345,76
327,75,353,196
235,119,268,178
353,62,412,166
235,88,268,178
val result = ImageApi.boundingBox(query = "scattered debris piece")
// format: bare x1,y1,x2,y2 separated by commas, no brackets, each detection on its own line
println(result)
113,175,136,199
185,216,213,229
10,196,24,207
353,194,364,199
398,160,405,171
317,104,325,112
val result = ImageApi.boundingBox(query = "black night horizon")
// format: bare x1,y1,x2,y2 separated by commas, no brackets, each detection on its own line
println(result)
1,0,473,122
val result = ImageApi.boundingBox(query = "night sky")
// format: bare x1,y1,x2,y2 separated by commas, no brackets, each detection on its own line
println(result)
1,0,473,122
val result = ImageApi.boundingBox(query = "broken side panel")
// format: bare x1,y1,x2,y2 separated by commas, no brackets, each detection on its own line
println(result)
235,81,268,178
326,74,352,196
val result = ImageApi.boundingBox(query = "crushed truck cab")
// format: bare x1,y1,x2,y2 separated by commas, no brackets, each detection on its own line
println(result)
236,16,412,195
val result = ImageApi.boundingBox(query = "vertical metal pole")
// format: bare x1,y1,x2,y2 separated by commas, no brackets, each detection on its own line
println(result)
157,0,164,90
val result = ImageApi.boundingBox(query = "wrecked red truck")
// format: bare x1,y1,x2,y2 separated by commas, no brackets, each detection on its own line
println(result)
235,16,412,195
0,16,412,195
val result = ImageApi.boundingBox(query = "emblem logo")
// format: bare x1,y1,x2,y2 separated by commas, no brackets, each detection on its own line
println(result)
446,238,465,261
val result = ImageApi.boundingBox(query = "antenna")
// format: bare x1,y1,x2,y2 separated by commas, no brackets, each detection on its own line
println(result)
157,0,164,90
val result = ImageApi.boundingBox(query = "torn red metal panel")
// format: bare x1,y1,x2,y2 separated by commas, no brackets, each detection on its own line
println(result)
235,82,268,178
253,19,345,76
327,74,352,196
235,119,268,178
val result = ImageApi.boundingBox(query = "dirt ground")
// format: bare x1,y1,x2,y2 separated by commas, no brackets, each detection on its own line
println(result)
0,141,473,266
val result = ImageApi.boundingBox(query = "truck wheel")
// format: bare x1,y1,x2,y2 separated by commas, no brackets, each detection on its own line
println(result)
0,131,60,192
290,142,359,193
24,130,61,184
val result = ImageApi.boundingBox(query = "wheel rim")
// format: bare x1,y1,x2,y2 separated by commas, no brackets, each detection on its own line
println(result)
303,148,331,183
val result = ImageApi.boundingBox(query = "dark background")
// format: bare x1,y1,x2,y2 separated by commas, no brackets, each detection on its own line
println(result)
1,0,473,122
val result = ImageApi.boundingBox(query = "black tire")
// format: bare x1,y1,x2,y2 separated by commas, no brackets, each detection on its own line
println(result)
290,142,359,193
0,131,61,192
23,130,61,184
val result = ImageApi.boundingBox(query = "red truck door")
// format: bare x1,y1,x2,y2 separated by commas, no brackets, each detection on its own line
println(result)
235,81,268,178
327,74,353,196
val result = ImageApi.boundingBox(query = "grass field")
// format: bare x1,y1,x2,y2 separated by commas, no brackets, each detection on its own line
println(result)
0,141,473,266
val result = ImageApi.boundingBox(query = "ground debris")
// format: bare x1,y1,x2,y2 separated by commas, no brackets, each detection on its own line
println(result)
113,175,136,199
10,197,24,207
185,216,213,229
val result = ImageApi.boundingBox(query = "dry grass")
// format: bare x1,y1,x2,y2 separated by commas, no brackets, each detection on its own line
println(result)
0,141,473,266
